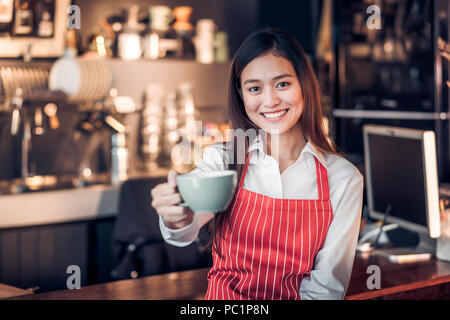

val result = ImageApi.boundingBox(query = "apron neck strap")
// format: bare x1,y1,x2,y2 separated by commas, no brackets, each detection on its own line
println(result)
238,150,253,189
238,151,330,201
314,157,330,201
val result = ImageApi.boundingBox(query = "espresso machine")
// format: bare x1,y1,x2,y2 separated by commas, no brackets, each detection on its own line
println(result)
0,58,130,194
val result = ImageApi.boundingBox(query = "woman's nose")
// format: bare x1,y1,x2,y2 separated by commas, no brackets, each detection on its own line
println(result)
263,88,281,107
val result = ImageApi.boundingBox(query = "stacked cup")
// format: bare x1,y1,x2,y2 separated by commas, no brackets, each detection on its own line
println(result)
49,58,114,102
194,19,216,64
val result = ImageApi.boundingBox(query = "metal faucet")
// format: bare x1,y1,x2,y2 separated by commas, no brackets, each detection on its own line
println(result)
10,88,23,135
9,88,31,193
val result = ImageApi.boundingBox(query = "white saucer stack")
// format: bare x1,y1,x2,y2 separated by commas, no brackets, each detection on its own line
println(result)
49,58,114,102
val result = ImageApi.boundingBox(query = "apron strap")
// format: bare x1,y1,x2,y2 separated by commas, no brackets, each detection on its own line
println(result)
239,151,330,201
238,150,253,190
314,157,330,201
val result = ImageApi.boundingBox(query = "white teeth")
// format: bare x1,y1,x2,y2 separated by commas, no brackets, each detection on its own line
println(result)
263,110,287,119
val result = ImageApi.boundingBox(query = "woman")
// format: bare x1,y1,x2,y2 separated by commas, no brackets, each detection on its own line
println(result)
150,28,364,300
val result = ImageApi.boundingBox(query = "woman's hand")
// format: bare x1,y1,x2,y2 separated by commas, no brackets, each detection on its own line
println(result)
150,170,194,230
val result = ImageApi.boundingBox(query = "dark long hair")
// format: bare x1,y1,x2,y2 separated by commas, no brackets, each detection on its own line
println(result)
209,27,339,258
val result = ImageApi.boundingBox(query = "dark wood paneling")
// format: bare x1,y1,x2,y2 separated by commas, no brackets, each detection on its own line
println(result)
18,228,39,289
93,218,117,284
37,226,57,292
0,218,117,293
54,223,88,290
0,229,19,287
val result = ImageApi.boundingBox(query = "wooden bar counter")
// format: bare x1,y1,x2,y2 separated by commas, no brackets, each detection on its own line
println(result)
6,253,450,300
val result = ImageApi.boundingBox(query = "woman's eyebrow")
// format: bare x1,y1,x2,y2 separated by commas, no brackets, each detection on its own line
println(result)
272,73,294,81
242,73,294,85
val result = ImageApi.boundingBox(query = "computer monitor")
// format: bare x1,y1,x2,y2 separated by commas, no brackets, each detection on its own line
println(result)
363,125,441,239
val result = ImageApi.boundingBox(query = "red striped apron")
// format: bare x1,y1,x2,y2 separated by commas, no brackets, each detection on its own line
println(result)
205,151,333,300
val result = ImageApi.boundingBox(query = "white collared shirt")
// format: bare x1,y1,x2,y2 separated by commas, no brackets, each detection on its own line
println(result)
159,139,364,300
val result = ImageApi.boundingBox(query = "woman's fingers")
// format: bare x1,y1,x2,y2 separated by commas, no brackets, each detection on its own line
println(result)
151,183,175,198
150,170,192,229
167,170,178,188
156,206,193,222
150,170,180,207
151,192,182,208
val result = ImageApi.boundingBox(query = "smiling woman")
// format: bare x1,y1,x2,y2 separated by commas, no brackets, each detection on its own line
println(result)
153,28,364,300
228,28,338,168
241,54,304,135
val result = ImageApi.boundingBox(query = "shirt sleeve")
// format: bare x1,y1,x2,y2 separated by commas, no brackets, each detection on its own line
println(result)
159,212,214,247
159,144,227,247
299,165,364,300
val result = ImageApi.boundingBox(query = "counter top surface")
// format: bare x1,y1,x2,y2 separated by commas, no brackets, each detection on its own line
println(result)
8,254,450,300
0,283,32,299
10,267,209,300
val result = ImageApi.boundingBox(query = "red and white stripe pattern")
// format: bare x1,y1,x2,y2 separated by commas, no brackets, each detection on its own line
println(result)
205,152,333,300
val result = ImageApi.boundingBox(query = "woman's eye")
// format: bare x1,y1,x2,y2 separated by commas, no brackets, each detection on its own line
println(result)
276,81,290,88
249,86,261,93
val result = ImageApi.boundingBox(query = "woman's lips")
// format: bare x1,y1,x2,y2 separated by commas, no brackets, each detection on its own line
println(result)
261,109,289,121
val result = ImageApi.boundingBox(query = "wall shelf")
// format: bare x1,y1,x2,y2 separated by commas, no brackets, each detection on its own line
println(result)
333,109,450,121
108,58,231,112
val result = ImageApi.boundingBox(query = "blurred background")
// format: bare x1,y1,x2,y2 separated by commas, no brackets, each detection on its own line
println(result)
0,0,448,295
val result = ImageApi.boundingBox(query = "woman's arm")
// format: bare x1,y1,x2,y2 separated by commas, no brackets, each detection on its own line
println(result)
159,144,228,247
299,163,364,299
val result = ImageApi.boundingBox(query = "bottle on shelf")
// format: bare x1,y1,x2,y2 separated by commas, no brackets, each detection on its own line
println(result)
177,82,196,141
143,5,173,59
118,5,142,60
35,0,54,38
13,0,33,36
172,6,195,59
141,83,165,171
148,5,172,33
0,0,14,35
171,82,201,173
111,132,128,185
159,90,178,167
214,31,229,62
194,19,216,64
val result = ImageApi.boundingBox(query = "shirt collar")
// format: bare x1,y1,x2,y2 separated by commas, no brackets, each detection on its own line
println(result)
247,133,328,169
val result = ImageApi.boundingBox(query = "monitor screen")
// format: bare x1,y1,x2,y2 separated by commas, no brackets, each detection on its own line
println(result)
367,134,427,227
363,125,441,238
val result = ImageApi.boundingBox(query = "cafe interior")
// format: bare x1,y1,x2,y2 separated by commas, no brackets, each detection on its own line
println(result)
0,0,450,300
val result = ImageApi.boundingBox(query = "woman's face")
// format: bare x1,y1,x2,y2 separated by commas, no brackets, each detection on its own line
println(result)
240,52,304,135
